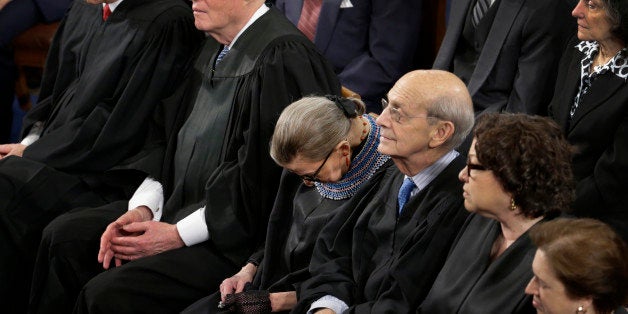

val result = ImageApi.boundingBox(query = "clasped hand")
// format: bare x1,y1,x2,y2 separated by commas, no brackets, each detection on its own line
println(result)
219,263,297,312
220,263,258,301
0,144,26,159
98,206,184,269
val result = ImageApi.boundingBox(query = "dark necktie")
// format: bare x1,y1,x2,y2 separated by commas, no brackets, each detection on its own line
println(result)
297,0,323,41
471,0,491,27
397,178,416,214
103,4,111,21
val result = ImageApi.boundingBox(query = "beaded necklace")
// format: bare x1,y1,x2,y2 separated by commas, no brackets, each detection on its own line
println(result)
315,114,390,200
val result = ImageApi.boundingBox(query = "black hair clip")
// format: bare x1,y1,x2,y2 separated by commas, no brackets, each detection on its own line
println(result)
325,94,357,118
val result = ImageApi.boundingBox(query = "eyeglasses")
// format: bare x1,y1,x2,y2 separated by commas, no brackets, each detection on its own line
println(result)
301,149,334,183
466,162,487,177
381,98,437,124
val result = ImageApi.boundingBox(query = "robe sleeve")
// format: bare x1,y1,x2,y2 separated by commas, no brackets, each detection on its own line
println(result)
250,170,302,268
20,12,69,135
294,194,369,310
22,8,202,175
203,39,340,265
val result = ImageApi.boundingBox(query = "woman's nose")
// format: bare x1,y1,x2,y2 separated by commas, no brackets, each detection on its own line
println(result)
572,0,585,18
458,166,468,182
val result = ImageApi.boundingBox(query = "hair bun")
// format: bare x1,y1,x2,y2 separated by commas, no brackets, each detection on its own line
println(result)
325,95,358,118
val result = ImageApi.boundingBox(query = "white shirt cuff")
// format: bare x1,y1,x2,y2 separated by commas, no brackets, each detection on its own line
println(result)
176,207,209,246
128,177,164,221
308,295,349,314
20,121,44,146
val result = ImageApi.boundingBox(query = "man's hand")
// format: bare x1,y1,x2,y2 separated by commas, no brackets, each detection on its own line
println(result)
219,263,258,302
0,144,26,158
269,291,297,312
98,206,152,269
109,221,184,261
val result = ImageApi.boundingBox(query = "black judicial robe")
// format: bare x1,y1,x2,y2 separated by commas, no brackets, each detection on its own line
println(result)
68,9,340,314
156,8,341,266
254,160,394,293
252,171,350,293
0,0,199,310
418,214,541,314
22,0,200,180
0,0,200,233
294,155,469,314
184,161,392,314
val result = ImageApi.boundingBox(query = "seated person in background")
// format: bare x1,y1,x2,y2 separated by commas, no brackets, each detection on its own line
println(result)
525,218,628,314
294,70,475,314
30,0,341,313
419,113,575,314
548,0,628,242
434,0,574,115
0,0,72,143
274,0,422,113
183,95,391,313
0,0,201,310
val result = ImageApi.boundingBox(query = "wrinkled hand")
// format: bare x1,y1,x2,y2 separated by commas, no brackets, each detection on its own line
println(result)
269,291,297,312
98,206,152,269
220,263,258,302
0,144,26,158
108,220,184,261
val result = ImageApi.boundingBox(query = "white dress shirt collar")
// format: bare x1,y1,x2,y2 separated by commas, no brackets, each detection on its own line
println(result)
104,0,123,12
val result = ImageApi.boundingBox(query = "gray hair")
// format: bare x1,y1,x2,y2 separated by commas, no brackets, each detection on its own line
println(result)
426,92,475,150
270,96,365,166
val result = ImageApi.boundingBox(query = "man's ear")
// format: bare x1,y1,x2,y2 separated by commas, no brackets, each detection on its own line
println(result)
429,120,454,149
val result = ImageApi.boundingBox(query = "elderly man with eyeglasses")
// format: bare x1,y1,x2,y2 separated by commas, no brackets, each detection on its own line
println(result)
292,70,476,313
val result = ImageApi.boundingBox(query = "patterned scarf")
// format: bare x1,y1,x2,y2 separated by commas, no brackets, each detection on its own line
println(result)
315,114,390,200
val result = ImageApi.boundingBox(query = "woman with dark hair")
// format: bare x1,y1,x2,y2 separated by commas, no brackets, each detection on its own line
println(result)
549,0,628,241
418,113,574,314
182,95,391,313
525,218,628,314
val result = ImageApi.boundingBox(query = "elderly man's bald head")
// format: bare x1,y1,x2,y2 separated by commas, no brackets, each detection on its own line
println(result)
377,70,474,175
394,70,470,105
388,70,474,149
